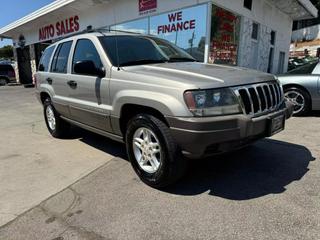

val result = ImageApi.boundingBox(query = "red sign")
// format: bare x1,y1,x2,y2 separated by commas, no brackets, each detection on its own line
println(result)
39,16,80,41
139,0,157,12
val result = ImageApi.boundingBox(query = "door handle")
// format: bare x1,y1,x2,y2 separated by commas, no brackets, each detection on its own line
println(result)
67,80,77,88
46,78,53,85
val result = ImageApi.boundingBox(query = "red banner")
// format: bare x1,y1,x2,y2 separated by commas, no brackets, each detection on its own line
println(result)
139,0,157,12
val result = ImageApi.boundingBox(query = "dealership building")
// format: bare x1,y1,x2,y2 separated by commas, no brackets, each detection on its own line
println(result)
0,0,317,84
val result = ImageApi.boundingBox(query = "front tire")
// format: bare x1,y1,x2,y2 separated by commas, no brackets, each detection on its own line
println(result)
126,114,187,188
43,98,70,138
284,87,311,116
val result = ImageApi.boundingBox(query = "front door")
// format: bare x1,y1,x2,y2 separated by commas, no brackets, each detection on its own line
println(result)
67,38,112,132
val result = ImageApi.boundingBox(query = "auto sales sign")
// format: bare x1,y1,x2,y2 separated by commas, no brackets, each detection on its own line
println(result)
39,16,80,41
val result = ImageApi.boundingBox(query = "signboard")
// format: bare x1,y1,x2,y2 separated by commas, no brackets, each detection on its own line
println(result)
157,11,196,34
209,7,240,65
139,0,157,15
150,4,207,62
39,16,80,41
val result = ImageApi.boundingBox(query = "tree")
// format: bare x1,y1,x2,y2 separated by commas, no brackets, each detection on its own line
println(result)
0,45,14,59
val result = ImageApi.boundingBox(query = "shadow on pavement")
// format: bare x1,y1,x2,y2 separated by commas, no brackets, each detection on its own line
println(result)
70,127,314,200
71,127,128,160
164,139,314,200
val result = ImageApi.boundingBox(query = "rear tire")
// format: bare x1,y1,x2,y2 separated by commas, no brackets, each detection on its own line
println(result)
125,114,187,188
284,87,311,116
43,98,70,138
0,78,8,86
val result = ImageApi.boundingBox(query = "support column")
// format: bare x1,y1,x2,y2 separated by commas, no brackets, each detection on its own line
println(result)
12,48,20,84
29,44,37,77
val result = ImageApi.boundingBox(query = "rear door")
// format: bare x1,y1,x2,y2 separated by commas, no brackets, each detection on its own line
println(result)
67,37,112,132
47,41,73,117
37,45,55,84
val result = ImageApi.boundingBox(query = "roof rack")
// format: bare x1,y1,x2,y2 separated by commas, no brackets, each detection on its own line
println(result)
53,25,142,42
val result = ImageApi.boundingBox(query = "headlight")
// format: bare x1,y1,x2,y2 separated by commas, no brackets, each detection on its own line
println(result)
184,88,242,116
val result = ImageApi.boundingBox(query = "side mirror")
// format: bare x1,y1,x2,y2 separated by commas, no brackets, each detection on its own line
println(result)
74,60,105,78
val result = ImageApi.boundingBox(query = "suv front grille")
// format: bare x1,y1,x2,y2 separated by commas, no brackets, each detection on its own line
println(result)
232,81,284,117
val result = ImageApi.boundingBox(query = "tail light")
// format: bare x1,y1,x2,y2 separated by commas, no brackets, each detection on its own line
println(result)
8,70,15,78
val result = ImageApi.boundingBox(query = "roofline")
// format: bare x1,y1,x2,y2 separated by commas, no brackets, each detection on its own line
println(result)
0,0,76,35
298,0,318,18
0,0,318,37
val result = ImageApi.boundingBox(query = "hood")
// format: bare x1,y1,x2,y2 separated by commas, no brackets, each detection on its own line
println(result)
122,62,275,89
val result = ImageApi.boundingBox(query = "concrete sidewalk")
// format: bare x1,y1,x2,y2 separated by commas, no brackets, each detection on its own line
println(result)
0,86,114,226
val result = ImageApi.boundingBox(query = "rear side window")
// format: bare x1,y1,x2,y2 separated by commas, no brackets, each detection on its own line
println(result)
0,64,13,72
287,62,318,74
51,41,72,73
38,46,55,72
72,39,102,74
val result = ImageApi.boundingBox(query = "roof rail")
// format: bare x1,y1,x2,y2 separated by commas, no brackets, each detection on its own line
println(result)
53,25,142,42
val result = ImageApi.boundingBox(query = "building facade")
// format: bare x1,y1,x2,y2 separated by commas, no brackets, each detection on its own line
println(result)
0,0,317,84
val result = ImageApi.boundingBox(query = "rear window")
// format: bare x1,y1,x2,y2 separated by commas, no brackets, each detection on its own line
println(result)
0,64,14,72
287,62,318,74
38,46,55,72
51,41,73,73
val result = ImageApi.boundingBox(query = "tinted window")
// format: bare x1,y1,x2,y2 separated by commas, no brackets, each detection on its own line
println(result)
72,39,102,73
100,36,194,67
288,62,318,74
0,64,13,72
38,46,55,72
100,36,167,67
252,23,259,40
51,41,72,73
271,31,276,45
244,0,252,10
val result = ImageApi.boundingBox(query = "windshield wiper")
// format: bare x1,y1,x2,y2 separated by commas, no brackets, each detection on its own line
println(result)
168,57,196,62
120,59,168,67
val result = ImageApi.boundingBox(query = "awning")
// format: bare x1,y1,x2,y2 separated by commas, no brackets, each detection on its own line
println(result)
0,0,111,45
0,0,318,44
270,0,318,20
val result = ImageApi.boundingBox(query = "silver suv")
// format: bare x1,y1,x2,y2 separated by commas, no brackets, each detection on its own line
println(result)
35,31,293,188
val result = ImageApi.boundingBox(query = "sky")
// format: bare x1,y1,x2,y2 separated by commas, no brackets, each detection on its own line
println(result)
0,0,52,47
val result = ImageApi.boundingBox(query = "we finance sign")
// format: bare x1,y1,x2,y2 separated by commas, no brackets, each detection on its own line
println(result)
39,16,80,41
157,11,196,34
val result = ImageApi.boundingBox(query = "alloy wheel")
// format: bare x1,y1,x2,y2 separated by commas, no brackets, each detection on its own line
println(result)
132,127,162,174
285,90,305,115
46,105,56,131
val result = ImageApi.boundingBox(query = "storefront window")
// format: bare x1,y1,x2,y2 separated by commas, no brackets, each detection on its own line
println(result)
209,6,240,65
111,18,148,34
150,5,207,62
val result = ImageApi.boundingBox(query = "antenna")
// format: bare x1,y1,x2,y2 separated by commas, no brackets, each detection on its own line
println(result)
112,5,121,71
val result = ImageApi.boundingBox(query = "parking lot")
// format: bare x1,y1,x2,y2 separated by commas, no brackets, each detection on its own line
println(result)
0,86,320,240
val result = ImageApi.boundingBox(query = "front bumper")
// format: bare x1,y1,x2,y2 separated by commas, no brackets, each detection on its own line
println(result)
167,101,294,159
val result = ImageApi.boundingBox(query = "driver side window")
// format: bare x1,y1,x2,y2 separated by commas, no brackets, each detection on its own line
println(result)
72,39,102,75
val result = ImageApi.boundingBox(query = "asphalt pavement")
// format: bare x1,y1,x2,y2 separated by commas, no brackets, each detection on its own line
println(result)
0,86,319,240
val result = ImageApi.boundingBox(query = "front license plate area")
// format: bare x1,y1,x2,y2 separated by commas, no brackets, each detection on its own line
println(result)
267,114,285,136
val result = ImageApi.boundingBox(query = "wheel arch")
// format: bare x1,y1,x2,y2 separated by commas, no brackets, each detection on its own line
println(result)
40,91,52,104
119,103,170,137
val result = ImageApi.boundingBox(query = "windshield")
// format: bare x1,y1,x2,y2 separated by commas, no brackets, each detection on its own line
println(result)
287,62,318,75
99,35,195,67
